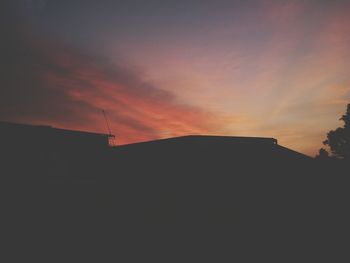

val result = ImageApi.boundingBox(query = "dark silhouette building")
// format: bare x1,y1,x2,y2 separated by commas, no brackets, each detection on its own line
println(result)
106,135,313,224
1,121,113,179
0,121,111,150
2,121,348,262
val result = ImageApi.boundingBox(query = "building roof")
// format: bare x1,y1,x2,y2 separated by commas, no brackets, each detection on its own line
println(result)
113,135,311,161
115,135,277,148
0,121,114,138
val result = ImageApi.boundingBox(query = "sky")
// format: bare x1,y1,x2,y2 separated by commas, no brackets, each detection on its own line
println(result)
1,0,350,156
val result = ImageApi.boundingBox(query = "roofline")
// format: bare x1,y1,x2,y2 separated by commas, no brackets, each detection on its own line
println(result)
275,144,313,159
0,121,114,137
112,135,314,159
53,127,115,137
113,135,278,149
184,135,277,142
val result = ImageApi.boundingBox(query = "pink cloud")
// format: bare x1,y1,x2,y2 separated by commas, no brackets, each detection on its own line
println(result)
1,23,225,145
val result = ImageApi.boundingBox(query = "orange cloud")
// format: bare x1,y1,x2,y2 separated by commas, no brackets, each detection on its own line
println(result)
1,21,224,145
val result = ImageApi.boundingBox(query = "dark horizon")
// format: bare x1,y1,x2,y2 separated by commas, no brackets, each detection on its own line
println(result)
2,119,318,159
2,115,348,262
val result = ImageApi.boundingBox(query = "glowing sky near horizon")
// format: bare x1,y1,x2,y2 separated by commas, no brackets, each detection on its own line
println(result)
2,0,350,156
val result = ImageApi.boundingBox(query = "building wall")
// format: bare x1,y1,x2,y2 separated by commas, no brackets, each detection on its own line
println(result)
0,122,110,178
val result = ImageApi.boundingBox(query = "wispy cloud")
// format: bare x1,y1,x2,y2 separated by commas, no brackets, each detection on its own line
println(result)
0,4,224,144
2,0,350,155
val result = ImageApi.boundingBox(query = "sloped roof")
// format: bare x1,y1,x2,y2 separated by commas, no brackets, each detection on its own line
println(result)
113,135,311,161
0,121,113,138
115,135,277,148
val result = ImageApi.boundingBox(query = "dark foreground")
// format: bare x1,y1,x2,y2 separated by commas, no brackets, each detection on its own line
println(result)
1,122,349,262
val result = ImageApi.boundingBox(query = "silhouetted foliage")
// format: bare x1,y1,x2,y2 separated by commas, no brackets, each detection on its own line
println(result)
322,103,350,160
315,148,330,160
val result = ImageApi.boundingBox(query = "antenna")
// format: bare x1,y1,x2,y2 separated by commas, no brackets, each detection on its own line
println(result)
102,109,116,146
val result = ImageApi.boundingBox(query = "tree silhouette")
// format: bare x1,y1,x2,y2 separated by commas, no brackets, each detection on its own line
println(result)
322,103,350,160
315,148,329,160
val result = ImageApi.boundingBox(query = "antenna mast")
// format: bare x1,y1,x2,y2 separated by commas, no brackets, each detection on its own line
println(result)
102,109,115,146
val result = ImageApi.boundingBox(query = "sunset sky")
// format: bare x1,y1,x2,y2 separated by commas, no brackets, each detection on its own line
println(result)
2,0,350,156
